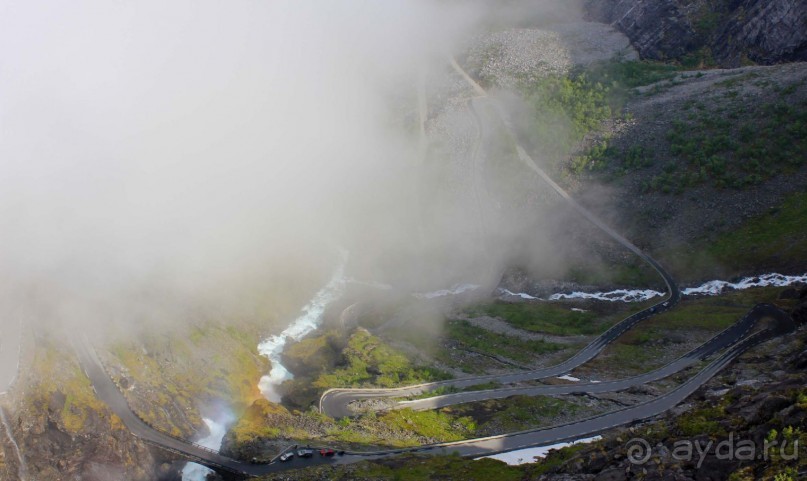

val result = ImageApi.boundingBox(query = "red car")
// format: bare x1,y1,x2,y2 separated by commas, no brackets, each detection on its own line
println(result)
319,448,335,457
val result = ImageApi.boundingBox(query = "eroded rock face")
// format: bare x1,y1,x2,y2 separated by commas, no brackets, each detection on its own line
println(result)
714,0,807,66
585,0,697,60
585,0,807,66
1,390,162,481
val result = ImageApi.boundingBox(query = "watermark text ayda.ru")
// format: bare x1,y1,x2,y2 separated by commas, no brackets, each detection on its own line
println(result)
627,433,800,468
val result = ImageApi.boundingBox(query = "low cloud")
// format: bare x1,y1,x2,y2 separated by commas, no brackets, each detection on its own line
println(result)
0,0,586,336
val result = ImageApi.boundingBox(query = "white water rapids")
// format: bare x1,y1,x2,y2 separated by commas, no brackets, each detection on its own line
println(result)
498,288,539,300
549,288,663,303
257,251,348,402
538,272,807,303
680,272,807,296
181,415,232,481
413,283,480,299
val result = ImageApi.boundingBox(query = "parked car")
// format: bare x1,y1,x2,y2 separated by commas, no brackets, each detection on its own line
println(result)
319,448,336,457
279,452,294,462
297,448,314,458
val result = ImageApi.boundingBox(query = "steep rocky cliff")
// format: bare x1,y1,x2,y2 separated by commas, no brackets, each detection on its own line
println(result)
0,339,164,481
585,0,807,67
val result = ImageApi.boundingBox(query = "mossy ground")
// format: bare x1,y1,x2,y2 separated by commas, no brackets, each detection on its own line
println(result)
447,394,591,435
104,320,269,436
440,319,568,364
257,453,531,481
279,328,451,409
26,338,124,436
228,399,476,453
645,77,806,193
312,329,451,390
659,190,807,282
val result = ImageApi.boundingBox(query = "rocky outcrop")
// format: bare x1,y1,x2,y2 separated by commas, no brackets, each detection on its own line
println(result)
585,0,698,61
1,380,163,481
0,332,225,481
585,0,807,67
715,0,807,66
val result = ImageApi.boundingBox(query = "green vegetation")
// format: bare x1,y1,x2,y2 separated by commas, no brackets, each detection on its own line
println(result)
313,329,450,389
522,59,805,194
646,84,806,193
278,328,450,409
443,319,566,363
231,401,476,451
584,60,682,90
570,137,663,176
531,442,593,475
380,409,476,442
463,381,502,392
229,398,287,444
573,141,656,177
629,297,750,334
283,331,342,374
108,321,269,436
595,342,669,374
565,256,661,287
518,60,680,174
520,72,613,167
285,454,527,481
28,340,124,436
386,315,573,375
406,382,502,401
406,385,460,400
662,191,807,280
677,402,729,437
450,395,587,435
466,301,599,336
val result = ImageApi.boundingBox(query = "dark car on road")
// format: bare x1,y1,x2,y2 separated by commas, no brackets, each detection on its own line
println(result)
297,448,314,458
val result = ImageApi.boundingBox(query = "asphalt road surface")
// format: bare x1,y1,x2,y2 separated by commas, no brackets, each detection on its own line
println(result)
321,57,681,418
75,304,796,477
380,304,781,413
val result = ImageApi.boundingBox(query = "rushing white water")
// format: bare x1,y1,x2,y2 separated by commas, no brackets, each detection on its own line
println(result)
550,288,664,303
481,436,601,465
181,416,232,481
413,283,480,299
0,407,28,481
544,272,807,303
258,251,348,402
681,272,807,296
497,288,541,300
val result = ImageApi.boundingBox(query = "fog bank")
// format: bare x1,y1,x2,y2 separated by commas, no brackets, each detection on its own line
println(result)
0,1,585,336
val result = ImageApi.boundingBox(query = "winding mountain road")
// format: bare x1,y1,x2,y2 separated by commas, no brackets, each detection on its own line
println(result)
335,304,787,415
320,57,680,419
71,57,802,478
75,304,797,478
